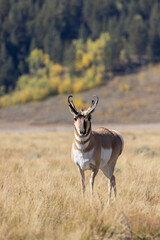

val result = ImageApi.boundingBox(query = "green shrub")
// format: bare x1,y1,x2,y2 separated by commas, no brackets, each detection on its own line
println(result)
135,146,157,157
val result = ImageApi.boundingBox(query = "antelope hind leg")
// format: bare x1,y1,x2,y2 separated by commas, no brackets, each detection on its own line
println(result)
108,175,116,204
100,165,116,204
111,175,116,198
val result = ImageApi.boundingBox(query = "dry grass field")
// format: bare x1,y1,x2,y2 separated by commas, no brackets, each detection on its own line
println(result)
0,128,160,240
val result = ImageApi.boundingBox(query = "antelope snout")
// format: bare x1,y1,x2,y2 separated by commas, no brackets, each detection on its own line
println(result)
80,129,86,135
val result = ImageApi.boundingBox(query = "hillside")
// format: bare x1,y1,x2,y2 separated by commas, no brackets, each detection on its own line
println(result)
0,64,159,129
1,0,160,94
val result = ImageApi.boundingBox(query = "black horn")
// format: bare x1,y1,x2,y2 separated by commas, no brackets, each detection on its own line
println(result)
68,95,79,115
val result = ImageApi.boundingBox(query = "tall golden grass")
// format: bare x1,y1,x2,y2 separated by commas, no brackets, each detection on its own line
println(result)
0,129,159,239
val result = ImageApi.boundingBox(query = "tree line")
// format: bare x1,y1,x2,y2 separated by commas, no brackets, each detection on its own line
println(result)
0,0,160,95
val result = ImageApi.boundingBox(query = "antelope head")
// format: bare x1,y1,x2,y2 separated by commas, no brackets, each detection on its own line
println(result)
68,95,99,136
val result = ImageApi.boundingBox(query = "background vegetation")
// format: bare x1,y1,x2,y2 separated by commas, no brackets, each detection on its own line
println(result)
0,0,160,107
0,129,159,239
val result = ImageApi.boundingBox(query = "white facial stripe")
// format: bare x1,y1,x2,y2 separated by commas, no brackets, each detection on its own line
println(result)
74,130,91,142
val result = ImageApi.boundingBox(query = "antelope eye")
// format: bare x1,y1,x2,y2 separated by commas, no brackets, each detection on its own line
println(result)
74,117,78,121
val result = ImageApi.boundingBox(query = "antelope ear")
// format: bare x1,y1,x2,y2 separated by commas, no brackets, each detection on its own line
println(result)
86,96,99,115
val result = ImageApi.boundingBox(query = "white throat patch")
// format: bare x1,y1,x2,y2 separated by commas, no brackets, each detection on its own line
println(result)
75,141,90,151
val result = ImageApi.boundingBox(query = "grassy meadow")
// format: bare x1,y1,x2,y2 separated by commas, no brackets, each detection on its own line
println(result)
0,128,160,240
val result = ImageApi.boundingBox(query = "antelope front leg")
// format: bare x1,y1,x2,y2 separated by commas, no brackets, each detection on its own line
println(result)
90,166,98,201
77,166,85,196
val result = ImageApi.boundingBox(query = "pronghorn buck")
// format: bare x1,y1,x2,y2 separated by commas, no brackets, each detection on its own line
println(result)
68,95,124,203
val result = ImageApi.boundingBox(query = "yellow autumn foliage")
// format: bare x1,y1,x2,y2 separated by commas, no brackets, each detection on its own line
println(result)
0,96,7,107
97,65,105,73
13,90,32,104
95,74,102,85
81,53,92,68
74,60,84,72
73,79,85,93
58,79,72,94
72,97,89,109
48,77,61,93
72,32,110,91
0,32,111,107
16,75,30,90
43,53,50,65
49,64,63,77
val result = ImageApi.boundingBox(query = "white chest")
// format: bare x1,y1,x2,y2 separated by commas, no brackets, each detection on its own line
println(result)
72,147,94,170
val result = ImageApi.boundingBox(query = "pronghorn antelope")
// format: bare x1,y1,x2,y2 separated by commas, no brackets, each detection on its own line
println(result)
68,95,124,203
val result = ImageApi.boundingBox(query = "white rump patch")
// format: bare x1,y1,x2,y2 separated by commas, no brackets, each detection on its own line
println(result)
111,129,124,151
100,148,112,168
